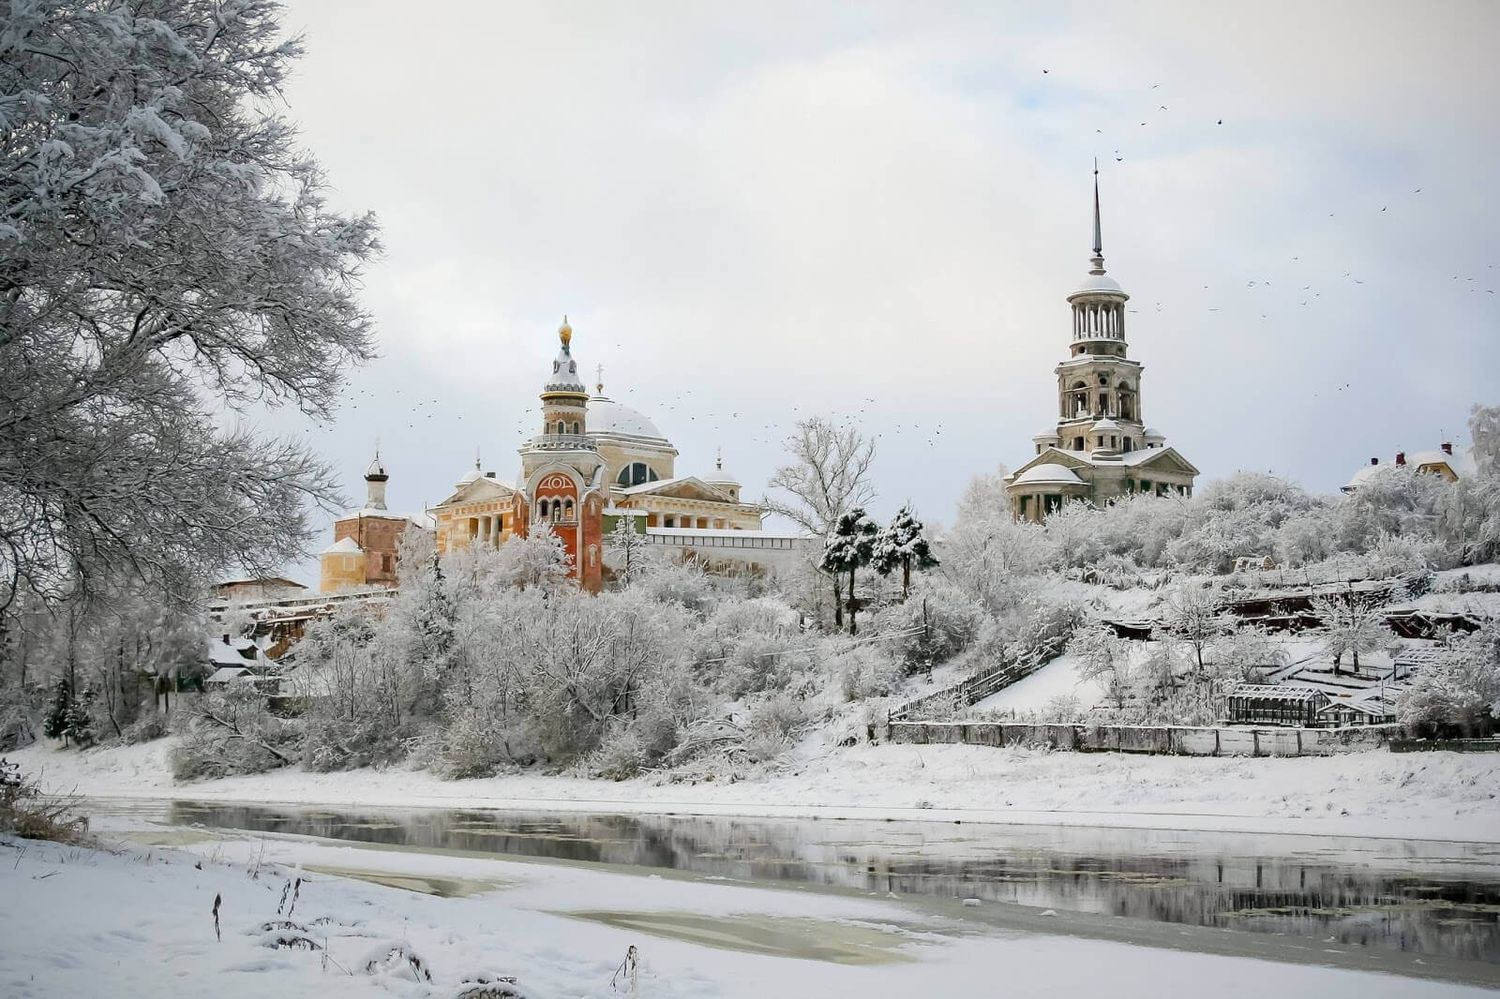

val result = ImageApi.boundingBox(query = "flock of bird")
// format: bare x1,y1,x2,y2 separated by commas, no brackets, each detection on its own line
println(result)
303,64,1492,489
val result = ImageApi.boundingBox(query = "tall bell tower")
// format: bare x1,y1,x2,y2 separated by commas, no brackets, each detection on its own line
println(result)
1049,165,1149,457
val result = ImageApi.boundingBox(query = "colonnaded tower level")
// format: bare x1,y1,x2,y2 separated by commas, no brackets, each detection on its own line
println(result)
1004,168,1199,521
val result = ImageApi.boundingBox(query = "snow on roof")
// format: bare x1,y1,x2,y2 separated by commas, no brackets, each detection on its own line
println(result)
321,536,363,556
1317,699,1391,717
545,344,587,394
1345,448,1476,491
1092,417,1123,433
1069,272,1125,296
206,666,252,684
1343,463,1384,491
1033,429,1062,443
1143,427,1165,441
704,466,740,485
1014,463,1085,486
1408,447,1478,477
618,475,734,501
209,640,253,667
1227,683,1324,702
587,395,670,444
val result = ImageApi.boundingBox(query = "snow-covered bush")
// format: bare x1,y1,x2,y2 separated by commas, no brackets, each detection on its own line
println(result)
1399,623,1500,737
0,758,88,844
870,578,985,667
122,711,169,745
742,693,808,764
999,596,1085,670
836,643,905,701
638,559,717,613
172,688,299,781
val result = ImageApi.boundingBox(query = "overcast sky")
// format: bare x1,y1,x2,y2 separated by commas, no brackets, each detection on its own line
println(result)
261,1,1500,582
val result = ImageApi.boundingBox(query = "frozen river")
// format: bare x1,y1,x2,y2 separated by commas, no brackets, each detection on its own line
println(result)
95,798,1500,970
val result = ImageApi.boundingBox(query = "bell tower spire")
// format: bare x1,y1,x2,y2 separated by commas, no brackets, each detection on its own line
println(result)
1091,159,1105,274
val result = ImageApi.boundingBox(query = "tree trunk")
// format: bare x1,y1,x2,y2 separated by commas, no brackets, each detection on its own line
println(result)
848,567,858,636
902,557,911,600
831,573,843,630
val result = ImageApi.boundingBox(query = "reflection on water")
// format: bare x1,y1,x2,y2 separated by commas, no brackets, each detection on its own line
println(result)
558,911,917,965
153,801,1500,964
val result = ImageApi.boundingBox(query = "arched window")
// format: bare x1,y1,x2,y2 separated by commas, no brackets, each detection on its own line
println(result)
571,421,580,434
563,498,575,521
615,462,660,487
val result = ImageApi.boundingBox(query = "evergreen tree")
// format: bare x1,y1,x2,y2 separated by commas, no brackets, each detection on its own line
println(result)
66,686,97,749
872,504,939,598
820,508,878,635
411,552,457,678
42,678,72,744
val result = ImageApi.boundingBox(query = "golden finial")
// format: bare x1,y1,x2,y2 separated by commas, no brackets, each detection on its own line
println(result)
595,363,604,395
558,314,573,348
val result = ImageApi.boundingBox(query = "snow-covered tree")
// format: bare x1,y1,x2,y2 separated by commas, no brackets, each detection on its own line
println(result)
1210,624,1290,682
1471,403,1500,477
501,525,573,591
607,518,652,587
1311,594,1388,674
0,1,379,612
872,504,938,598
1069,621,1134,710
41,678,71,743
1161,584,1234,673
766,418,876,537
955,465,1010,521
820,507,877,634
1398,622,1500,736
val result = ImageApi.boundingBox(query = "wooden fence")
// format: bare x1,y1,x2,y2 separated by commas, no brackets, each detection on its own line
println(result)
888,636,1069,723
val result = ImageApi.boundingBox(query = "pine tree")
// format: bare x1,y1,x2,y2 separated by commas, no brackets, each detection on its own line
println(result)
872,503,939,599
43,678,72,744
820,508,878,635
412,552,457,677
66,686,96,749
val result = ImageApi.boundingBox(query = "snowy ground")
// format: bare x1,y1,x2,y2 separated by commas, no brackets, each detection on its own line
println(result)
970,648,1105,714
12,736,1500,843
3,820,1497,998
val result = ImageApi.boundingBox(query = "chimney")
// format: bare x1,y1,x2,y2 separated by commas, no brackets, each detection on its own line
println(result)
1441,442,1453,455
1395,452,1406,466
1369,457,1379,466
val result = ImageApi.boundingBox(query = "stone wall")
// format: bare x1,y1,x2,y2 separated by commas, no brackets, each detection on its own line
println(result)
886,720,1396,756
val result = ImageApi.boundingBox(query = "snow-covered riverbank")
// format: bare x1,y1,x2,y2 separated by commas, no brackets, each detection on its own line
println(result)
12,737,1500,843
4,819,1498,999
